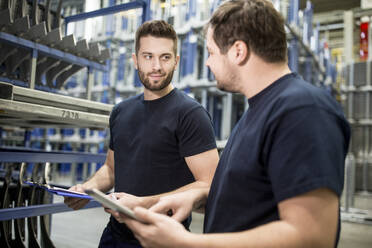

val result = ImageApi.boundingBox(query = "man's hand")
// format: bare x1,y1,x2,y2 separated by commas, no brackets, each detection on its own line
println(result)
105,192,152,223
150,187,208,222
149,191,194,222
125,207,193,248
63,184,90,210
106,187,208,225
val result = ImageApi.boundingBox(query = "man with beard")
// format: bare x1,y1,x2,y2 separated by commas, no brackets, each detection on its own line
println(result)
118,1,350,248
64,20,219,248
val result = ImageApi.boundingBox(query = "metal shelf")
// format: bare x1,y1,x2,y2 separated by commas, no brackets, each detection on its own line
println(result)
347,119,372,125
342,85,372,92
341,207,372,225
0,99,110,129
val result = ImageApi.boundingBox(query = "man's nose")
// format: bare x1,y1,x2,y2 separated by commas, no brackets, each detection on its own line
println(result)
205,57,210,67
152,57,161,70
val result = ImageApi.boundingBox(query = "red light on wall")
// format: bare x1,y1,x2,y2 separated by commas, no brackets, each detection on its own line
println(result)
360,21,369,60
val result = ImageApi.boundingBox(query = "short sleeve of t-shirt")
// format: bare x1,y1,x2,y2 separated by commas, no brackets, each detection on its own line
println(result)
109,105,119,151
177,106,216,157
265,106,349,202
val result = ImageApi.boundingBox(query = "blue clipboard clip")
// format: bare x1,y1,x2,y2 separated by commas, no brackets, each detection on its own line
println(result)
24,181,93,199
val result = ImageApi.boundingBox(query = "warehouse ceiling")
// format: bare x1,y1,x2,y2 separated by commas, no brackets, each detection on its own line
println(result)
300,0,360,13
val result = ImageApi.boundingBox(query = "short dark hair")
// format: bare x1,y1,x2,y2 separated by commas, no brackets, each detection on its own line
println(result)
135,20,178,56
206,0,287,63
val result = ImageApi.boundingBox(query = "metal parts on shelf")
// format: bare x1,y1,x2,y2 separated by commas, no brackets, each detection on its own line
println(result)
0,162,55,248
0,150,104,247
0,0,111,91
0,81,113,129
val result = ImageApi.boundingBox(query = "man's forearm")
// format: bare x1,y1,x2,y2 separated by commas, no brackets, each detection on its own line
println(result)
82,164,114,193
142,181,209,210
184,220,326,248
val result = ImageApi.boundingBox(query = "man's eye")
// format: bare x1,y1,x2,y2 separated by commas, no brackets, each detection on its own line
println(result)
144,55,152,59
162,55,171,60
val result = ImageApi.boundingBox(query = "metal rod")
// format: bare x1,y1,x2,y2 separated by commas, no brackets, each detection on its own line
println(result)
0,150,106,163
64,1,146,24
86,67,94,100
29,49,37,89
0,201,101,221
344,154,356,212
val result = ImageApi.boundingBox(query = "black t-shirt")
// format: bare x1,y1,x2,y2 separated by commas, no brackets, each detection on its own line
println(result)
108,88,216,242
204,73,350,246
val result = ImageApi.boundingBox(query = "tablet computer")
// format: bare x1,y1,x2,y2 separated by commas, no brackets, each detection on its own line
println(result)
84,188,139,221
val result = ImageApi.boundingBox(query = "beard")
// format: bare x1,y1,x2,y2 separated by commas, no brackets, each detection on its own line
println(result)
216,78,240,93
138,68,174,91
214,64,240,93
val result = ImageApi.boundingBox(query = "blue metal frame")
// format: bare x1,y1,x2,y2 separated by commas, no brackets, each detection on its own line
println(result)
0,127,3,146
288,0,299,25
288,38,299,73
186,0,197,21
181,33,198,78
303,1,313,45
0,76,64,93
0,147,106,163
0,201,101,221
0,147,105,221
64,0,151,26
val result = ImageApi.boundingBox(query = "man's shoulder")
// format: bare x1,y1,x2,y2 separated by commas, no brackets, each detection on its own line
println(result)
166,89,209,121
274,75,344,118
277,75,332,105
172,89,203,109
110,94,143,118
115,94,142,108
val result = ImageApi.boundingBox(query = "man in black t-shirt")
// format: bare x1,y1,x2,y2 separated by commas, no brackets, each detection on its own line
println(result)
64,20,219,247
121,1,350,248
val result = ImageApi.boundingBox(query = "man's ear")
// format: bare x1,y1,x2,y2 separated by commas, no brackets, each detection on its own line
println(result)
175,55,180,69
132,53,138,69
229,40,249,65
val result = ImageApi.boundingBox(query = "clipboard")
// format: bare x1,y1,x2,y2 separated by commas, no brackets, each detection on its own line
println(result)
24,181,93,199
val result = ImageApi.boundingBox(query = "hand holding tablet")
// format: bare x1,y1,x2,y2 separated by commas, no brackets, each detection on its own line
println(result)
84,188,140,221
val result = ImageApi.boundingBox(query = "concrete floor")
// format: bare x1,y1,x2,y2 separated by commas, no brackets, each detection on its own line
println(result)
49,196,372,248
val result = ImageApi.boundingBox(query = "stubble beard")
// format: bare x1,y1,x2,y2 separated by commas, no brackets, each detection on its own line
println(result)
215,64,239,93
138,68,174,91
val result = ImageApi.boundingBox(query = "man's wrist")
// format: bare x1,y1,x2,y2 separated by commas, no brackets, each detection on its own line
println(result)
141,195,160,208
192,188,208,211
81,181,95,190
179,232,201,248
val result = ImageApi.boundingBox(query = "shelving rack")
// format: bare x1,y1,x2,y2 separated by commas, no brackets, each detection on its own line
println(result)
0,0,150,247
333,9,372,225
341,60,372,225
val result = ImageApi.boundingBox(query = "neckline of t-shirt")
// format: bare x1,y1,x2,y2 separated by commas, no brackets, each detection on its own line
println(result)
247,72,297,107
142,88,177,104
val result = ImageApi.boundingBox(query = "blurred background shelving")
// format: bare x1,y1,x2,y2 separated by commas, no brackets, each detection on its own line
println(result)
1,0,372,247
